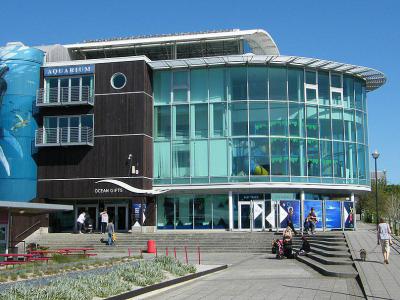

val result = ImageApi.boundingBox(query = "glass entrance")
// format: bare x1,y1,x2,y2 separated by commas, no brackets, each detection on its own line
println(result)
238,201,265,231
105,204,128,231
0,225,6,255
76,205,98,231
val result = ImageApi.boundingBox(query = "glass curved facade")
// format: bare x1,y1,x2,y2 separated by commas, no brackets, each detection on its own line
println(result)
153,66,369,186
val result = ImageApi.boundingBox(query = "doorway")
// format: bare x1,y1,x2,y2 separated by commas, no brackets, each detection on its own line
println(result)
105,204,129,231
75,205,98,231
238,201,265,231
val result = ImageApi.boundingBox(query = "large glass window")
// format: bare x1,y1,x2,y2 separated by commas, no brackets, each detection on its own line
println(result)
249,102,268,135
154,141,171,179
230,102,248,136
44,75,94,104
190,140,208,177
270,102,288,136
172,71,189,102
248,67,268,100
343,76,354,109
357,144,366,180
212,196,229,229
210,139,228,176
333,142,345,178
228,67,247,101
231,138,249,176
354,80,363,110
172,142,190,177
288,68,304,101
194,196,212,229
319,107,332,140
320,140,333,177
344,110,356,142
154,71,171,104
191,104,208,138
307,139,320,177
210,103,227,137
154,106,171,139
190,69,208,102
175,196,193,229
157,197,174,229
355,111,364,144
306,71,317,85
290,138,306,176
332,108,344,140
346,143,358,180
209,68,226,102
318,71,330,105
249,138,270,176
289,103,305,137
173,105,189,139
270,138,289,176
306,106,318,139
269,67,287,100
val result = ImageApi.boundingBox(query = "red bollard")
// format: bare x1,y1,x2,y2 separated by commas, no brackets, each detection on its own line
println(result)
198,246,201,265
155,247,158,257
128,248,131,257
166,247,168,256
184,246,188,264
174,247,177,259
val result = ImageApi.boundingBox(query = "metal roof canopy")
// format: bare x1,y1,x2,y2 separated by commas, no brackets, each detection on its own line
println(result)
65,29,280,56
0,202,73,215
148,54,386,92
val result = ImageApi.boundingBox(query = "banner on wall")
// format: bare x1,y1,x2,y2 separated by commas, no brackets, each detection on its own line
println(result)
343,202,355,229
279,200,300,228
303,200,323,229
265,201,276,229
133,203,146,226
325,201,342,229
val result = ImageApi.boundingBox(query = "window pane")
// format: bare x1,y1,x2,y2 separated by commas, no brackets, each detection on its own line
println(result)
269,67,287,100
356,111,364,144
354,80,363,110
346,143,357,180
248,67,268,100
357,144,366,180
173,105,189,139
228,67,247,101
333,142,345,178
210,139,228,176
332,108,344,140
154,106,171,139
191,104,208,138
306,71,316,85
44,116,57,128
175,196,193,229
344,110,356,142
331,74,342,88
307,139,320,177
46,78,58,103
194,196,212,229
191,140,208,177
306,88,317,103
230,102,248,136
81,115,93,128
212,196,229,229
154,71,171,104
288,68,304,101
320,140,333,177
190,69,208,102
231,138,249,176
332,92,342,106
157,196,174,229
318,71,330,105
249,138,270,176
173,71,188,102
290,138,306,176
343,76,354,109
319,107,331,140
210,103,227,137
249,102,268,135
154,141,171,178
172,142,190,177
271,138,289,175
209,68,226,102
82,75,94,98
270,102,288,136
306,106,318,138
289,103,305,137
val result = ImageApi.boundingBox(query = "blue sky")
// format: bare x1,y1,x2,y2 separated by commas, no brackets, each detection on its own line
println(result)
1,0,399,183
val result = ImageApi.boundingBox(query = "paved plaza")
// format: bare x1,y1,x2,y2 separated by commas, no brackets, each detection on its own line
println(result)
142,253,364,300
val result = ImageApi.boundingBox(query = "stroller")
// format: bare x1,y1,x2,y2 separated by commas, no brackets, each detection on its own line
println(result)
272,239,285,259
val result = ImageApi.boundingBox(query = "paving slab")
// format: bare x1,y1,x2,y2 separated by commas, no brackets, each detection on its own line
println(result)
346,222,400,300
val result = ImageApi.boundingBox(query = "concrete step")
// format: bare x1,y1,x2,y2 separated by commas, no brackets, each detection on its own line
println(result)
296,255,357,278
305,252,354,265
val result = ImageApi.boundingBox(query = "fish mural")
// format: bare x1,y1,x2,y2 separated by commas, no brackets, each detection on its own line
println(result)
11,114,29,132
0,64,11,176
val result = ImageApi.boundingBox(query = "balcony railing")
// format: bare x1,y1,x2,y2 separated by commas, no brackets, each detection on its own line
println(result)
35,127,94,147
36,86,94,106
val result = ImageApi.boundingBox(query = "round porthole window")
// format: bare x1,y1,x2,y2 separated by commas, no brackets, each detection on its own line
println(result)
111,72,127,89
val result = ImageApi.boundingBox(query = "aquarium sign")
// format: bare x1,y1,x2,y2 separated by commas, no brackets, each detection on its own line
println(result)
44,64,95,77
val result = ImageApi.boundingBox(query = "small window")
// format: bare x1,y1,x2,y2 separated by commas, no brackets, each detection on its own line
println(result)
305,71,316,85
111,73,127,89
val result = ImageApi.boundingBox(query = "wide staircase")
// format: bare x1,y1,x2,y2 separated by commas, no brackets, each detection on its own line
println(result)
290,232,358,278
25,231,275,254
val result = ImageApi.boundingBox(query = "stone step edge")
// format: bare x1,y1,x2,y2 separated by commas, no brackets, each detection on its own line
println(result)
296,255,357,278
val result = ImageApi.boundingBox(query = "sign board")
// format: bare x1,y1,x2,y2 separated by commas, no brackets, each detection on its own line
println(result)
44,64,95,77
238,194,263,201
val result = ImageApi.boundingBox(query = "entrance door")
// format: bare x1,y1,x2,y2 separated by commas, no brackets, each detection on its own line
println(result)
76,205,98,231
238,201,265,231
105,204,128,231
0,225,6,255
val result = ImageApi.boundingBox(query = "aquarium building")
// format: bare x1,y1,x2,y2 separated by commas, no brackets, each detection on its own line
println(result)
27,29,386,232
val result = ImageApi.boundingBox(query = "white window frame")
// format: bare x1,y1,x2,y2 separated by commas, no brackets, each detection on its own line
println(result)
330,72,343,107
44,75,94,104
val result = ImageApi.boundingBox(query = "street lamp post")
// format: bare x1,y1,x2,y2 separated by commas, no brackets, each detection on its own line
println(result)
372,150,380,227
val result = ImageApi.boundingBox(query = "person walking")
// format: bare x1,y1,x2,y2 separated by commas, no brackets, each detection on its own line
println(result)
286,207,298,235
100,209,109,234
307,208,318,235
377,218,392,264
106,219,115,246
76,211,86,234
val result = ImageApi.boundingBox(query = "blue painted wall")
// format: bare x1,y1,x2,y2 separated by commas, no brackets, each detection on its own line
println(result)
0,45,44,201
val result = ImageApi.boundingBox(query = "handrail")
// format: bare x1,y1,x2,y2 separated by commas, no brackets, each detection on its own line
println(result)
36,86,94,106
15,220,41,240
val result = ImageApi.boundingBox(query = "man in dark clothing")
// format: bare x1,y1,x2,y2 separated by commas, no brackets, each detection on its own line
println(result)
286,207,298,235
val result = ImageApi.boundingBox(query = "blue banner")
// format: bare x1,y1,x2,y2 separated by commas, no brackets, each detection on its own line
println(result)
304,200,323,229
279,200,300,228
325,201,342,229
44,64,95,77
